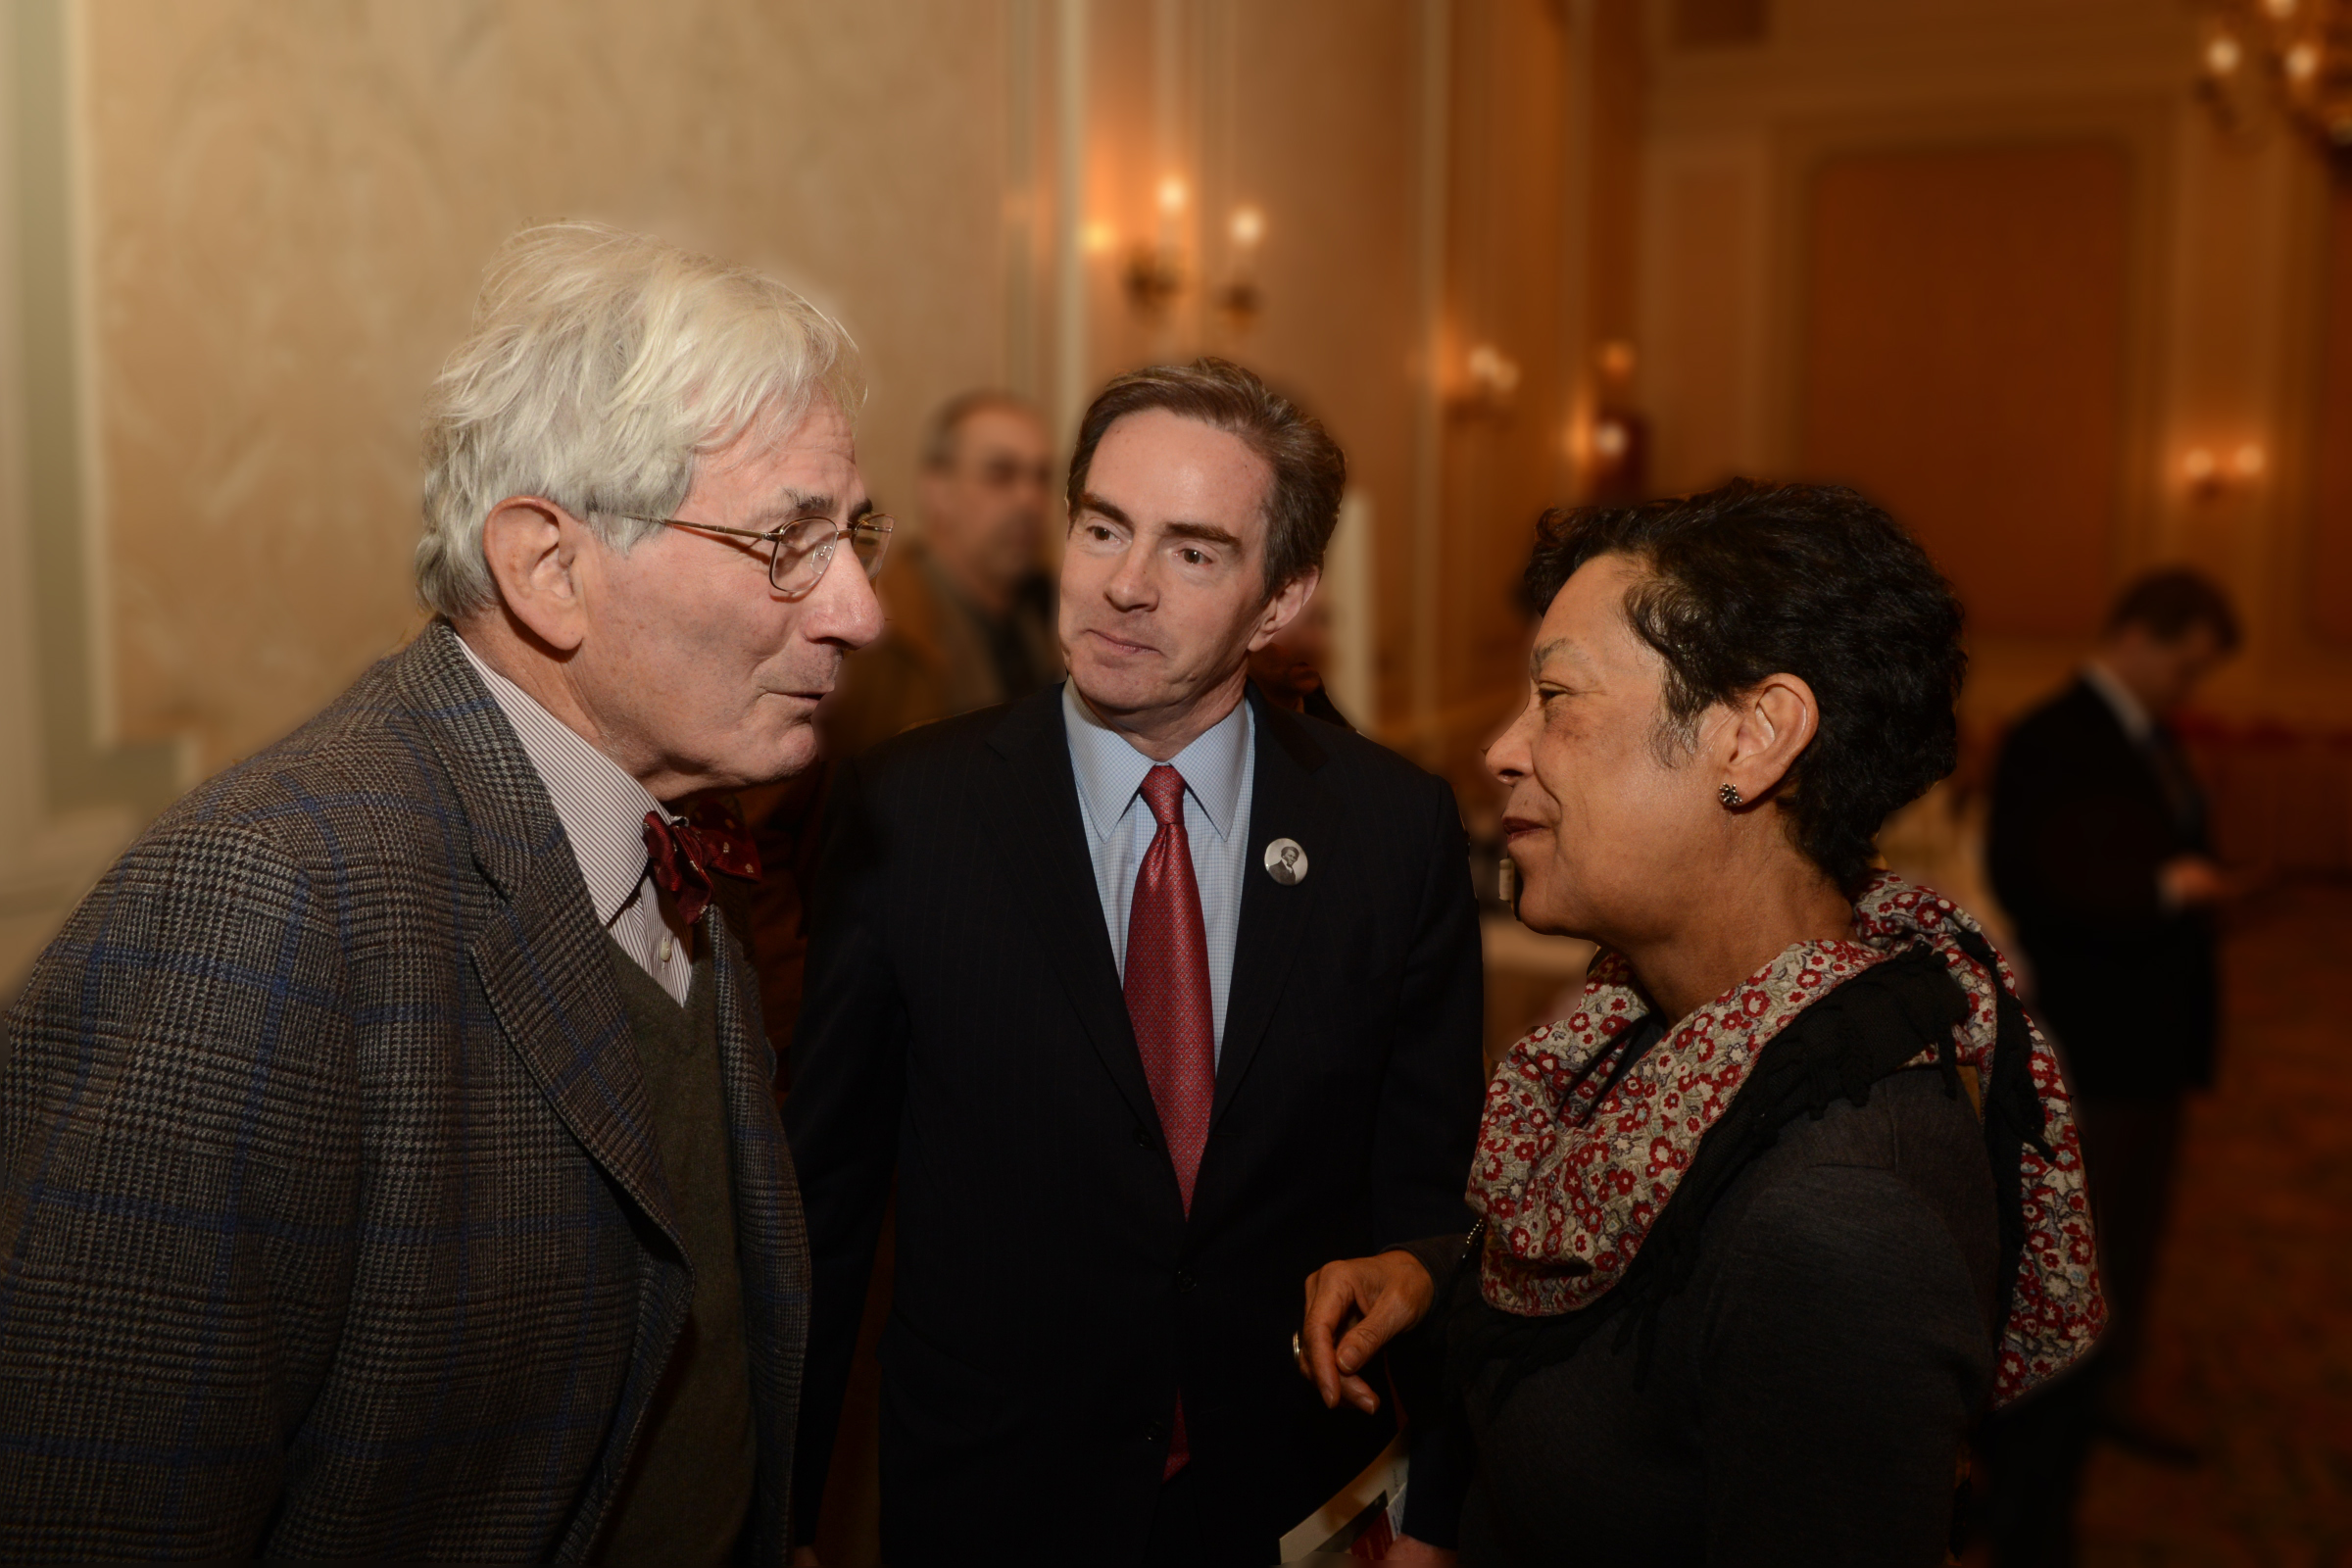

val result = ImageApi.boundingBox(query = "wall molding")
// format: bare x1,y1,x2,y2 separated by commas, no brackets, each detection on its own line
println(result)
1762,95,2181,591
12,0,180,821
0,0,185,990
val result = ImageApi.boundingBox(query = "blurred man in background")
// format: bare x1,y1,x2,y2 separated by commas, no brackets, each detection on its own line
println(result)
818,389,1062,758
1981,565,2242,1563
734,392,1064,1061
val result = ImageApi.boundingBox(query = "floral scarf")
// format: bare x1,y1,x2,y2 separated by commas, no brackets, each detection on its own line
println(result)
1467,871,2104,1406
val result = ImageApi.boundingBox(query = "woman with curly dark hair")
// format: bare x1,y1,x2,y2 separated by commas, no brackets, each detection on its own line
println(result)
1297,481,2106,1566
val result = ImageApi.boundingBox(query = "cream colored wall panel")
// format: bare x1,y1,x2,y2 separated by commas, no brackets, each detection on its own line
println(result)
81,0,1012,772
1642,144,1767,494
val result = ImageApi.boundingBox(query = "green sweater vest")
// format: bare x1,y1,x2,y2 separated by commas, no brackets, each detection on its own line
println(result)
593,938,757,1565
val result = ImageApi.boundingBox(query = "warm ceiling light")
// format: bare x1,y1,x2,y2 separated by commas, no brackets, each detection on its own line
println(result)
2232,441,2268,477
1230,206,1264,248
1157,176,1188,216
2206,32,2244,74
2182,447,2219,482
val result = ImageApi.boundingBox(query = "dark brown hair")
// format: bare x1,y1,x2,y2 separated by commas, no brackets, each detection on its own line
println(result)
2105,566,2241,652
1065,358,1346,599
1522,479,1967,895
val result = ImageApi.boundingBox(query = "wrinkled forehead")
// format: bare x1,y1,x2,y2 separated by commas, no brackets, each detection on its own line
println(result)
692,398,868,522
1085,410,1273,540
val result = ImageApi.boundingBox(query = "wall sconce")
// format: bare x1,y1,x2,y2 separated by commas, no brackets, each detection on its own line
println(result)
1582,340,1649,505
1449,342,1521,416
2196,0,2352,159
2180,440,2268,498
1214,205,1264,330
1124,176,1189,316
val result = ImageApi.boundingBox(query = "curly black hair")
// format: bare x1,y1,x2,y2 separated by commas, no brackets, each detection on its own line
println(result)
1521,479,1966,894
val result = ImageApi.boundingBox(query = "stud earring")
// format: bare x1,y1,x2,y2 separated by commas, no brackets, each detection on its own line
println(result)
1718,783,1744,808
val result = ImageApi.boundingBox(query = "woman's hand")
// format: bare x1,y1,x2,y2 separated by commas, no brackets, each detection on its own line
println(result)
1298,1250,1436,1413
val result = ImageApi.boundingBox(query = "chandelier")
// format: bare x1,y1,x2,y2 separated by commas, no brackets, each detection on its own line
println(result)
2198,0,2352,162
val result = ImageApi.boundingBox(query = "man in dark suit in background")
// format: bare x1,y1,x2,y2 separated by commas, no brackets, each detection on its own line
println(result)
786,360,1485,1565
1982,566,2240,1561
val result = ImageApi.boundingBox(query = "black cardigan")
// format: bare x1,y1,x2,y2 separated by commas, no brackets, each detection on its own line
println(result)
1437,1066,2000,1565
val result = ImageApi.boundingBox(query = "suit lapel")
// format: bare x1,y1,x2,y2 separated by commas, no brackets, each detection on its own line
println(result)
982,686,1161,1134
2072,678,2192,836
398,622,682,1251
1212,691,1333,1127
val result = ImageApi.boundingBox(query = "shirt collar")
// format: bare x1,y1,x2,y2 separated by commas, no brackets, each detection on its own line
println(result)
2082,659,2155,745
456,632,665,924
1061,680,1251,844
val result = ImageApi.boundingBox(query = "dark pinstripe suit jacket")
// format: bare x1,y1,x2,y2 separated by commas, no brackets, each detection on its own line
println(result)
0,621,808,1562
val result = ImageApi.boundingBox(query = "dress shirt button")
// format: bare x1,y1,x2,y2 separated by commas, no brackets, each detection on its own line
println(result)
1133,1125,1153,1151
1144,1419,1167,1445
658,935,675,963
1175,1269,1197,1294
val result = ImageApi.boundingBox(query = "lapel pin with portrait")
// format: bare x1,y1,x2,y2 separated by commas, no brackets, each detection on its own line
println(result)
1263,837,1308,886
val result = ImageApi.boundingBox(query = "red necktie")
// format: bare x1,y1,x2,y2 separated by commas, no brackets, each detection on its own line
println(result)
1124,764,1216,1479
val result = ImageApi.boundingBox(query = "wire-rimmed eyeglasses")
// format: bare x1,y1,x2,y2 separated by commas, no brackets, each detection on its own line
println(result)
621,512,895,597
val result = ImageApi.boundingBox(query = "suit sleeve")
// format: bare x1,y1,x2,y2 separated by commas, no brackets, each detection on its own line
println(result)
1371,776,1486,1545
1369,773,1484,1248
781,755,910,1545
0,820,357,1559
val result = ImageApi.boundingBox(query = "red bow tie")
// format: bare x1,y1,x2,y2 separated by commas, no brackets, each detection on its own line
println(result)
642,802,762,927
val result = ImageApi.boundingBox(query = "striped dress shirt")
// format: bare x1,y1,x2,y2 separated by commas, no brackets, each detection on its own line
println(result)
458,633,694,1004
1062,679,1255,1062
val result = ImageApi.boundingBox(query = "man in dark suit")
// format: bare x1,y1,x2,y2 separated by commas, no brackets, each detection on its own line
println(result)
0,223,883,1561
786,360,1485,1565
1982,566,2240,1559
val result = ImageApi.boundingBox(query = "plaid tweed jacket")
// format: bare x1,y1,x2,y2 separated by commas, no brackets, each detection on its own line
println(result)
0,622,808,1562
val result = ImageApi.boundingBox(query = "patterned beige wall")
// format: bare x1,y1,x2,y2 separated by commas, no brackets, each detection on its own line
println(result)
81,0,1015,771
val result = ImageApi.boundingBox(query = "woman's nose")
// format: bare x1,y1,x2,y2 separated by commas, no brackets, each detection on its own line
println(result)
1486,692,1539,781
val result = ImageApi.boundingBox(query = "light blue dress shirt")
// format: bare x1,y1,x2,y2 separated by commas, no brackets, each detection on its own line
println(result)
1061,680,1255,1063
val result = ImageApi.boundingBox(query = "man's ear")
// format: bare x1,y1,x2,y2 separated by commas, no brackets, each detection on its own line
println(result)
1720,672,1819,804
1247,566,1320,653
480,496,591,654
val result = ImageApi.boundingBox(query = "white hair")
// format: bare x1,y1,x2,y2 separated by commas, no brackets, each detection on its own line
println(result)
416,220,862,617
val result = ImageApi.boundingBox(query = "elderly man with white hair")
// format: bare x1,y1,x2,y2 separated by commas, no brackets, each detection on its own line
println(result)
0,222,883,1562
